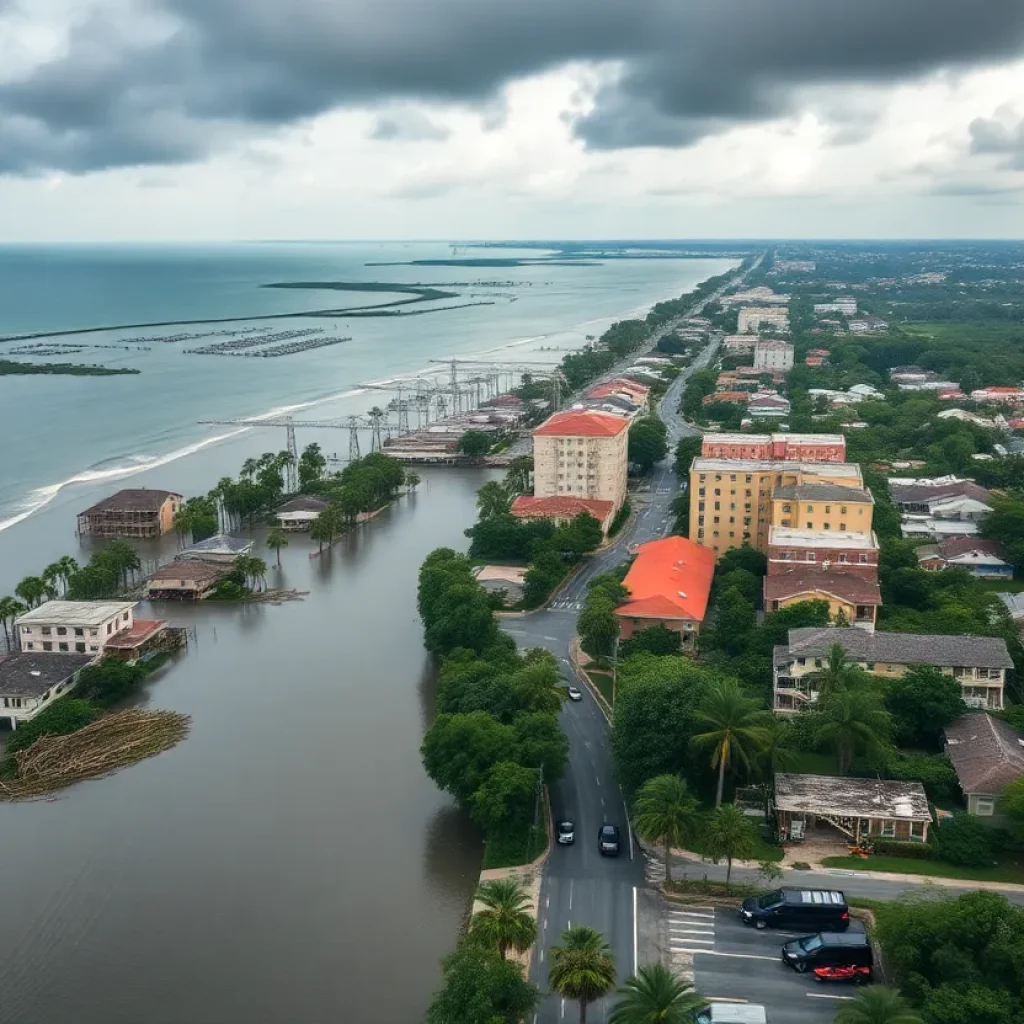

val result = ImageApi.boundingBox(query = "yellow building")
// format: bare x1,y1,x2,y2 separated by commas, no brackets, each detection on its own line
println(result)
770,482,874,533
689,458,866,555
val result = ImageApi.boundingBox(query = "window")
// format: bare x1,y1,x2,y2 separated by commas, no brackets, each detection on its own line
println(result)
858,554,868,564
839,522,846,530
58,642,69,652
56,627,67,636
714,502,720,511
713,516,720,525
698,501,705,512
74,627,84,637
806,505,814,512
42,642,52,652
781,551,791,560
745,475,752,484
107,623,113,635
975,799,995,816
42,626,51,636
825,506,831,514
123,612,129,621
806,522,813,529
823,523,830,530
838,553,848,562
880,822,896,838
841,506,848,514
782,504,791,513
25,641,34,650
75,643,86,653
90,645,99,652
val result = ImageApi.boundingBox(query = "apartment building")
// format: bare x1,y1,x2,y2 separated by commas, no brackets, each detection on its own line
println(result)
770,482,874,533
701,433,846,463
753,339,795,372
813,299,857,315
77,488,182,539
688,458,865,554
767,526,879,579
764,570,881,628
737,307,790,334
16,601,136,655
773,627,1012,713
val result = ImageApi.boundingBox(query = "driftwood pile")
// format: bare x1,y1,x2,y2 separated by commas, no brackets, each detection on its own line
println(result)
0,709,190,799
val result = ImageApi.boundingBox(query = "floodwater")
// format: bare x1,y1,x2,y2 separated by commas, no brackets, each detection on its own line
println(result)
0,467,494,1024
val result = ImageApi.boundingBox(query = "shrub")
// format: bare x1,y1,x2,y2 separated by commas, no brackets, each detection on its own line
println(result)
934,812,994,867
4,698,98,755
870,839,934,860
884,751,960,803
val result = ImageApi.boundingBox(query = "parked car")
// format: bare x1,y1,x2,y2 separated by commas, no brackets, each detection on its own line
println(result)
557,820,576,845
598,824,621,856
567,686,583,702
740,887,849,931
781,931,873,975
693,1005,767,1024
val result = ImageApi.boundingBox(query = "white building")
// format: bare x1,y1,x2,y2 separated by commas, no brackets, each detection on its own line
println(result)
722,287,790,306
16,601,136,656
753,340,794,372
737,307,790,334
0,652,95,731
814,299,857,315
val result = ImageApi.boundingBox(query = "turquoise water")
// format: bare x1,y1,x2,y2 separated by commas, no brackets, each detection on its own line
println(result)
0,242,735,583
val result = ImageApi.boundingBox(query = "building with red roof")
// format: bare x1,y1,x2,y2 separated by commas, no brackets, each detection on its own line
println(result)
614,537,715,645
510,495,615,532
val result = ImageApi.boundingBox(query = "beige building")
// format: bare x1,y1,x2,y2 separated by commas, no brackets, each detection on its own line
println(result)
771,482,874,534
753,339,794,372
530,408,629,513
16,601,136,656
737,306,790,334
689,458,865,554
77,489,182,538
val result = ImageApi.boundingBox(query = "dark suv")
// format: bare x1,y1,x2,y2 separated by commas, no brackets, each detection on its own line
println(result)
782,931,873,975
740,887,849,931
598,824,621,856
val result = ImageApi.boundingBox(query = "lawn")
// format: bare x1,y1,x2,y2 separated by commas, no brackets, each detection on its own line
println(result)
820,854,1024,884
586,669,614,707
688,809,785,863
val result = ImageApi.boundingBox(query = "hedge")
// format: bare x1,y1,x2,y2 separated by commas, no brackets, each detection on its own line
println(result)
870,839,934,860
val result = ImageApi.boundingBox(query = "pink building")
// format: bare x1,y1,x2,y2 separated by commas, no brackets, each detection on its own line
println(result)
700,433,846,463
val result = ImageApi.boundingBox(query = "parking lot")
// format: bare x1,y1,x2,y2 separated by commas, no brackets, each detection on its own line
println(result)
666,904,868,1024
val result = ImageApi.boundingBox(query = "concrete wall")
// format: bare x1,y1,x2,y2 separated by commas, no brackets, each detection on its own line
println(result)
534,431,628,512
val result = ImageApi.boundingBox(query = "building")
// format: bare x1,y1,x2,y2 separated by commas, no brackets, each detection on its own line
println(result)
102,618,175,661
971,387,1024,404
901,518,980,541
771,482,874,533
768,526,879,578
772,627,1012,714
774,773,930,844
722,287,790,306
915,537,1012,578
276,495,330,531
0,653,94,731
145,561,227,600
614,537,715,647
747,394,791,419
753,340,794,372
510,495,615,534
76,488,182,539
703,391,749,406
16,601,136,656
724,335,758,354
935,409,1003,429
701,433,846,463
689,458,865,554
764,570,881,628
944,714,1024,817
737,307,790,334
813,299,857,316
848,316,889,333
528,408,629,518
776,260,816,272
472,565,527,605
176,534,254,564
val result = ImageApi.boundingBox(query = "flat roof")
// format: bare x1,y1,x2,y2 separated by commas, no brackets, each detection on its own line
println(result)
0,652,94,696
769,526,878,550
16,600,135,626
703,432,845,446
773,482,873,503
775,773,930,821
692,458,862,477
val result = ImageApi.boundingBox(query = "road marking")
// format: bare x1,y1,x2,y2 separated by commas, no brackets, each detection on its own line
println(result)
670,910,714,919
600,797,605,808
545,896,550,909
561,998,565,1019
594,774,600,786
568,918,571,929
633,886,638,976
671,949,777,961
569,880,574,910
707,998,748,1004
625,802,634,861
670,936,715,946
540,949,545,962
807,994,855,1001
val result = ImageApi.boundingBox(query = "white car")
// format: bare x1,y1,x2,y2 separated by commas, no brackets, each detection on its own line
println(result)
566,686,583,702
557,820,576,845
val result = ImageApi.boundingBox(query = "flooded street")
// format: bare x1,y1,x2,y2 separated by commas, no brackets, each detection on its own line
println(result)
0,467,494,1024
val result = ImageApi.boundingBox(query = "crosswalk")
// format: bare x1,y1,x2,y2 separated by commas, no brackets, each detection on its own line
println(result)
668,906,717,954
549,600,583,611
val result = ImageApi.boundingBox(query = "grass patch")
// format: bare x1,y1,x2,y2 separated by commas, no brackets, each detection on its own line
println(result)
587,669,615,707
820,855,1024,884
971,577,1024,593
482,818,549,870
666,878,759,901
687,812,784,863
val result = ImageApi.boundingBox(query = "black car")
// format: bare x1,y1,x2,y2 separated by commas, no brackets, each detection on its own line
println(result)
598,824,621,856
740,887,849,931
557,820,576,845
781,931,873,975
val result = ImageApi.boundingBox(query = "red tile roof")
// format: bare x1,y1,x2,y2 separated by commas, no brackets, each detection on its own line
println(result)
764,569,881,606
937,536,1006,560
533,409,629,437
107,618,167,649
510,496,615,522
615,537,715,623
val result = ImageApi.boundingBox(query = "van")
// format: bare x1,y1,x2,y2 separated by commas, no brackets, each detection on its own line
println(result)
693,1004,767,1024
781,931,873,974
739,888,849,931
598,824,621,856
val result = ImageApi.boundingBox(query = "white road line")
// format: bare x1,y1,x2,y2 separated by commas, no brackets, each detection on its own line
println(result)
561,998,566,1019
540,949,545,962
672,949,777,961
670,936,714,945
594,774,600,786
669,924,715,933
807,994,855,1001
545,896,550,909
706,998,749,1004
632,886,638,976
670,910,714,919
569,880,574,910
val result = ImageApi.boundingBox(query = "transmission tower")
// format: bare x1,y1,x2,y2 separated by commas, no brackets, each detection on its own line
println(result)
367,407,387,452
345,416,362,461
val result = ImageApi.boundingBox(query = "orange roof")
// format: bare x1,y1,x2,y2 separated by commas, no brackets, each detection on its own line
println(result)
703,391,748,404
510,496,615,522
534,409,629,437
615,536,715,623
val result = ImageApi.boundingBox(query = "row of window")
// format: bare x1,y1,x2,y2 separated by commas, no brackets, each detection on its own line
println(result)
780,503,863,515
778,551,870,564
778,520,849,531
23,641,99,654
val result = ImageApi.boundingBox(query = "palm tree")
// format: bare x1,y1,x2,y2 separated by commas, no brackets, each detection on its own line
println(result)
548,926,617,1024
309,515,331,553
266,528,289,568
14,575,51,609
0,597,27,651
469,878,537,960
42,562,63,595
632,775,697,889
56,555,79,594
241,458,258,480
173,505,195,548
755,715,799,816
833,987,924,1024
702,803,758,891
815,687,892,774
692,679,770,806
813,643,864,699
608,964,702,1024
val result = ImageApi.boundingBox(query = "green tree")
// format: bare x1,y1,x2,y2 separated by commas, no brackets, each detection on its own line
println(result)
457,430,494,458
505,455,534,495
421,712,515,806
884,666,966,749
812,643,868,700
266,527,289,568
608,964,702,1024
833,987,924,1024
629,418,669,474
673,435,702,477
0,596,27,651
523,549,566,608
579,596,621,662
76,658,145,707
702,803,758,891
692,679,770,806
933,812,994,867
620,626,681,659
998,774,1024,841
297,442,326,490
477,480,514,519
632,774,697,888
548,926,617,1024
14,575,53,609
426,937,541,1024
815,687,892,774
469,877,537,960
470,762,538,844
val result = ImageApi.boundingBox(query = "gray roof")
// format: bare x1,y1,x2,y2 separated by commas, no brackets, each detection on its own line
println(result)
890,481,991,506
772,483,873,504
780,626,1013,669
277,495,330,514
80,488,180,515
177,534,253,557
944,714,1024,795
0,653,94,697
775,773,931,822
16,601,135,627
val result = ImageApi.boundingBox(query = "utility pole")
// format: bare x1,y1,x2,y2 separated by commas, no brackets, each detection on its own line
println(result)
346,416,361,461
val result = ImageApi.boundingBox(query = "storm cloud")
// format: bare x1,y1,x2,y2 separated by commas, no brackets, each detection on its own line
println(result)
2,0,1024,172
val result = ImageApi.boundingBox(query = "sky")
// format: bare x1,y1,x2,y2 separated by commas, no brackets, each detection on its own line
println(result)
2,0,1024,241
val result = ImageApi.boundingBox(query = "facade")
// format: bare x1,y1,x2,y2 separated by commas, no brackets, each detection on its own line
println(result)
813,299,857,315
753,340,795,372
971,387,1024,404
701,433,846,464
747,394,791,418
689,458,865,554
276,495,330,531
145,561,226,600
509,495,615,534
723,335,758,354
767,526,879,580
773,627,1012,714
764,570,880,628
944,714,1024,816
0,653,94,731
531,408,629,514
722,287,789,306
16,601,136,656
77,489,182,539
916,537,1012,578
473,565,527,605
775,773,930,844
771,482,874,534
614,537,715,646
737,307,790,334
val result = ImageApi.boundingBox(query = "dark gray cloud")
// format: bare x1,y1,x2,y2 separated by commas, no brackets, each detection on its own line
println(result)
969,111,1024,169
2,0,1024,173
